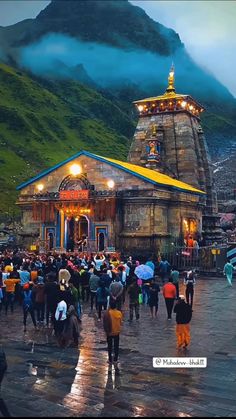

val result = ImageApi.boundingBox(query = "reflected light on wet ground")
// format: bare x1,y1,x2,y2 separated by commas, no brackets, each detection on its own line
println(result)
133,406,145,416
62,314,107,415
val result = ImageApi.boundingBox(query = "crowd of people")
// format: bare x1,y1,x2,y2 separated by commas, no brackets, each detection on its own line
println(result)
0,250,198,363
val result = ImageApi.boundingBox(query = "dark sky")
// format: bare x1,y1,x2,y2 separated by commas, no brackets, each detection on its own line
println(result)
0,0,235,96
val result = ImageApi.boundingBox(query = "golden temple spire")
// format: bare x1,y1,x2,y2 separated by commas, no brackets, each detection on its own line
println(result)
166,63,176,94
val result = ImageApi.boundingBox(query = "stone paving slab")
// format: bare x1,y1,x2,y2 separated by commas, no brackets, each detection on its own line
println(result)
0,277,236,417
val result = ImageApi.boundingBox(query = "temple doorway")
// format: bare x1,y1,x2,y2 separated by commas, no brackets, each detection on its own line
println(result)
66,215,88,252
46,228,55,251
48,233,54,250
98,232,105,252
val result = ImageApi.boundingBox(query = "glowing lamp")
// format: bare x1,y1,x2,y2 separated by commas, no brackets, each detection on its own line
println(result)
107,180,115,189
138,105,144,112
181,101,187,108
169,71,174,77
189,105,193,111
70,164,82,176
37,184,44,192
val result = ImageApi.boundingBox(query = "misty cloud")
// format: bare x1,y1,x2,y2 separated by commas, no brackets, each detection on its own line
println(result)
19,33,171,85
19,33,232,100
0,48,7,61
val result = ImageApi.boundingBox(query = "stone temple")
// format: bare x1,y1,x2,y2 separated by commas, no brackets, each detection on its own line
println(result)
17,68,220,255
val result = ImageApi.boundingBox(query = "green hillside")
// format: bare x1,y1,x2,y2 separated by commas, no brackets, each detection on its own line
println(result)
0,63,134,215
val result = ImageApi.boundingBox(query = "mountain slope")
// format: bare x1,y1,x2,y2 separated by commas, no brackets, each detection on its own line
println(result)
0,63,134,215
18,0,182,55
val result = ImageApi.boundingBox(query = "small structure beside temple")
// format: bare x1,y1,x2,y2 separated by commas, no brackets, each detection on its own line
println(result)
17,67,221,254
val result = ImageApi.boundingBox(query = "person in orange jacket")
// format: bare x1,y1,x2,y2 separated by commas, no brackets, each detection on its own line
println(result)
103,299,123,372
174,295,192,350
4,277,20,315
162,278,176,320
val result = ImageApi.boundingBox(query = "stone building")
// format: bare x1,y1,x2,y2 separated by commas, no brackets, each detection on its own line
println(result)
17,68,218,255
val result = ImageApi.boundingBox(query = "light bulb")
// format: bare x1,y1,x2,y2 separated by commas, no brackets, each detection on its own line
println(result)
107,180,115,189
70,164,82,176
37,184,44,192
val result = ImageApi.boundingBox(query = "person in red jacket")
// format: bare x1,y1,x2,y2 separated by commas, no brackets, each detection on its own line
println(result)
162,278,176,320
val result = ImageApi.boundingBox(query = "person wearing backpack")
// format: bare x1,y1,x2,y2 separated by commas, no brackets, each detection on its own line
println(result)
22,283,37,332
103,299,123,372
174,295,192,350
184,269,196,308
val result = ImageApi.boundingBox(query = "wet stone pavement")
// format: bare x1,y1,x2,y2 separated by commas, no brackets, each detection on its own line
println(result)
0,277,236,417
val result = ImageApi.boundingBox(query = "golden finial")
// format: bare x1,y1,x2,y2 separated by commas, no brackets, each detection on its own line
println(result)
166,63,175,93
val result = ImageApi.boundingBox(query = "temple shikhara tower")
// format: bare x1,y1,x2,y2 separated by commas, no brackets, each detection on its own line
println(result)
129,66,221,243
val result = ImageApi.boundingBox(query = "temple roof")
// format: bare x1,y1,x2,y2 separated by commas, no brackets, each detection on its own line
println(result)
17,150,205,195
133,65,205,113
133,92,188,103
100,155,205,195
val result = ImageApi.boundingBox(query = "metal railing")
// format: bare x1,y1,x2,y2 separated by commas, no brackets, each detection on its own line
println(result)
160,245,228,272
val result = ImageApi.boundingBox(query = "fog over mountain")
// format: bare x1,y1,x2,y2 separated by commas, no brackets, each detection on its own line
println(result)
17,32,232,103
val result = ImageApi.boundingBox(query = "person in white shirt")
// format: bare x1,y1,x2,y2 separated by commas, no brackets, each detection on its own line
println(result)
93,254,106,271
54,298,67,339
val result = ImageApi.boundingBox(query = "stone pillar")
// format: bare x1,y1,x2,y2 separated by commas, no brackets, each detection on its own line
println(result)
60,210,65,249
